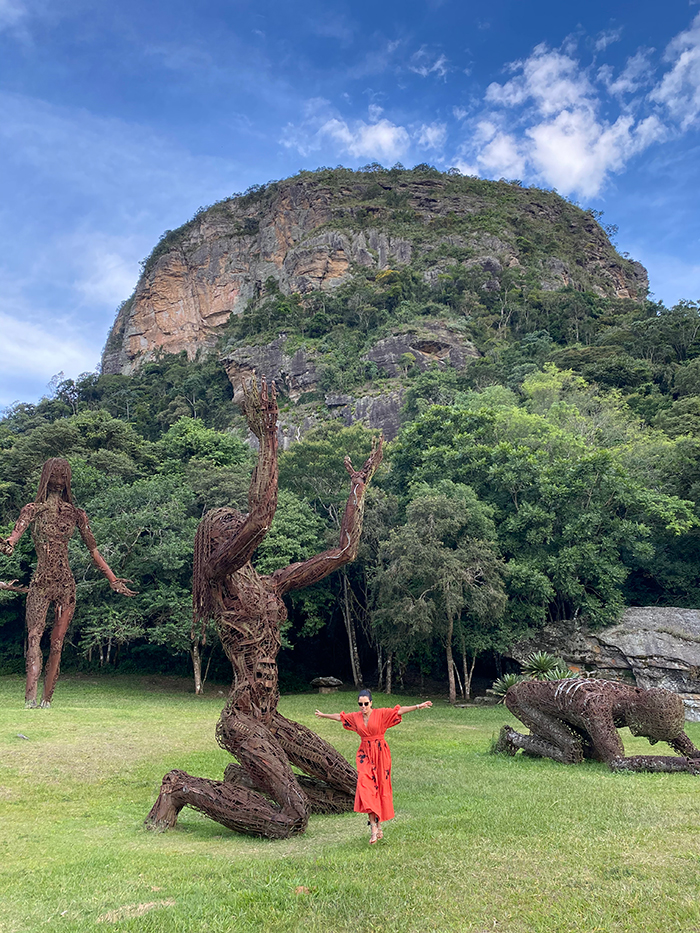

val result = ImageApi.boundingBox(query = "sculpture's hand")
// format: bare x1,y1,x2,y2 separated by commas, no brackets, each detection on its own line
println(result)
344,435,383,484
0,579,29,593
0,538,14,557
110,578,137,597
242,375,278,441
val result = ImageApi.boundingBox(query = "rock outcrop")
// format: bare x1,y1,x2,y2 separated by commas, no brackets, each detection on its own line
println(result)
102,169,649,376
220,322,478,442
509,607,700,720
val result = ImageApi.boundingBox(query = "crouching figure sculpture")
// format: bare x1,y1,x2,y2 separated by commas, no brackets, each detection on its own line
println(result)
496,678,700,773
145,378,383,838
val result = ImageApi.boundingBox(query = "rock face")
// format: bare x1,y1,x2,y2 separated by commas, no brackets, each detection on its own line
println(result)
509,607,700,720
102,169,649,376
220,322,478,442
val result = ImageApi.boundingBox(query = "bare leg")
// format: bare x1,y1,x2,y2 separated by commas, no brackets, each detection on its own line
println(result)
24,589,51,707
41,596,75,707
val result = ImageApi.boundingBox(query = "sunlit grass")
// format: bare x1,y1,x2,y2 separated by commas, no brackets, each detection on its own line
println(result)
2,673,700,932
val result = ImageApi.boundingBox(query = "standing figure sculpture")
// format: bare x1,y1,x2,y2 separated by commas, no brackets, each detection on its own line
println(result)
496,678,700,773
146,378,383,838
0,458,135,708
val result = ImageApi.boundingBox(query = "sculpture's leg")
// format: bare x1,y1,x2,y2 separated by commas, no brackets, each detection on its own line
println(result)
270,711,357,812
670,731,700,758
145,769,303,838
609,755,700,774
146,710,309,838
24,589,51,708
504,696,584,764
495,724,579,764
41,594,76,707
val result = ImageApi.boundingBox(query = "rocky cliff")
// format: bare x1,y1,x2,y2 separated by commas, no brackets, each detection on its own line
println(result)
102,167,648,377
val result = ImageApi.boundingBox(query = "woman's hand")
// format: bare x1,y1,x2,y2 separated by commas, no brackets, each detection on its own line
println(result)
420,701,433,709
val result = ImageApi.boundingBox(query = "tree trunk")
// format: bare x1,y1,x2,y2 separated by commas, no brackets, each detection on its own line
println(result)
386,652,392,695
191,642,204,695
463,648,478,701
452,661,464,701
377,644,384,692
446,614,456,704
341,571,363,688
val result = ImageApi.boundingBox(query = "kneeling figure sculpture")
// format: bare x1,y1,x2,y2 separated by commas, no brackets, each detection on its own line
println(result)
497,678,700,773
146,379,382,837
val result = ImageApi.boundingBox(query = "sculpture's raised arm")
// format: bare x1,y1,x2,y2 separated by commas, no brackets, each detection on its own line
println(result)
205,377,280,582
271,436,383,595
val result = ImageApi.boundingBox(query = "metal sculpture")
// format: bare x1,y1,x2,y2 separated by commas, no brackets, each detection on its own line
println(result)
0,458,135,708
146,378,383,838
496,678,700,772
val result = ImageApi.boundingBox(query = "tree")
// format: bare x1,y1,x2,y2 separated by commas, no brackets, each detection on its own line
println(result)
373,482,506,702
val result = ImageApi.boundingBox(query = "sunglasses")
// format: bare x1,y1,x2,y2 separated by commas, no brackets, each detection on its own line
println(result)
358,700,371,706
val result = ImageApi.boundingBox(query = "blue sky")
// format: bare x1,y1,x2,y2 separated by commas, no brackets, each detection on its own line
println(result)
2,0,700,407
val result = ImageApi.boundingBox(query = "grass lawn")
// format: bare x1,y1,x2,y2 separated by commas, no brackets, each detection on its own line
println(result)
2,674,700,933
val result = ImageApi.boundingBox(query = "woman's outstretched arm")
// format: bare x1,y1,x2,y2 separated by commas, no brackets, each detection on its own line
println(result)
397,701,433,714
314,710,342,721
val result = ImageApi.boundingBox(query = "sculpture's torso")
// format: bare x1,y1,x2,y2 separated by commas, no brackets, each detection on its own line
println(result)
29,498,79,600
215,562,285,724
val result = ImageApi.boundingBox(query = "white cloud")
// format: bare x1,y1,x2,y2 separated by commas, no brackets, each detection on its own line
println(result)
409,47,449,79
450,159,479,176
453,106,468,120
476,132,527,180
461,40,670,196
595,28,624,52
599,48,656,97
527,111,664,197
320,117,410,160
650,12,700,128
0,311,100,382
281,98,410,161
416,122,447,149
486,45,592,116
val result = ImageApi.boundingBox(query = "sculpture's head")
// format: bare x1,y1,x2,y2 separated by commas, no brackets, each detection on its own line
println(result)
36,458,73,503
252,656,278,714
626,688,686,743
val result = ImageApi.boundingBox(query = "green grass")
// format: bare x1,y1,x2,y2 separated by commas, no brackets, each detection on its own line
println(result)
2,674,700,933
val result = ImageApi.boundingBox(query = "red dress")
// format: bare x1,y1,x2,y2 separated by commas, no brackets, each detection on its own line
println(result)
340,705,402,821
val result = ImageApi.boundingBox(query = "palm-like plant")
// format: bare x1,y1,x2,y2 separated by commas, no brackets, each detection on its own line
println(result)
522,651,570,680
491,672,524,699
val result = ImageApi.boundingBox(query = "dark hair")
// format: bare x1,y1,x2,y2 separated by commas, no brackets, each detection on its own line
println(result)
358,689,372,702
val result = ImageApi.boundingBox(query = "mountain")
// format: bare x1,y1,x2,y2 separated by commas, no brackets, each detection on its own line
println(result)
101,165,648,441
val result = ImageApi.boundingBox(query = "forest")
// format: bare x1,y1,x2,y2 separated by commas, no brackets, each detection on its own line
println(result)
3,169,700,701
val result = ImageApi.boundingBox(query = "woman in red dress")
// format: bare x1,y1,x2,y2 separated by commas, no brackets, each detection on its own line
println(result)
315,689,432,843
